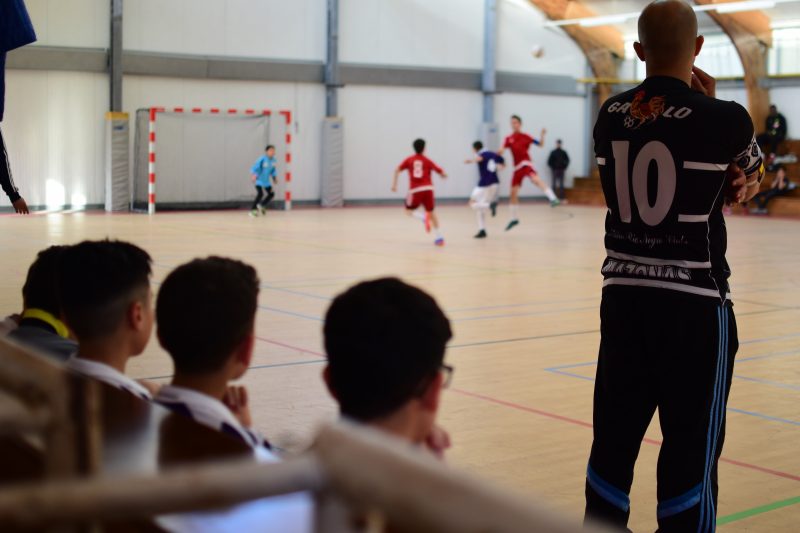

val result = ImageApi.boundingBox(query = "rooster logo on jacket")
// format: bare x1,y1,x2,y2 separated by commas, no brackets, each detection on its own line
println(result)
623,90,666,130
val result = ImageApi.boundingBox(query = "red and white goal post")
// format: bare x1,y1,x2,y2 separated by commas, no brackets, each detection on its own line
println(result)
145,107,293,214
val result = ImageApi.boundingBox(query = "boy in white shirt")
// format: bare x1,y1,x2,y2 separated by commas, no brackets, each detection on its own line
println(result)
59,240,154,400
154,257,270,456
153,257,311,533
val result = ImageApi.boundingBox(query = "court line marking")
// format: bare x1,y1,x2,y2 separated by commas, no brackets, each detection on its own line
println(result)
732,375,800,391
449,329,600,349
738,348,800,362
716,495,800,526
544,364,800,427
450,388,800,484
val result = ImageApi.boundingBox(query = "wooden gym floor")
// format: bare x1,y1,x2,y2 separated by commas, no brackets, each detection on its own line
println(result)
0,204,797,532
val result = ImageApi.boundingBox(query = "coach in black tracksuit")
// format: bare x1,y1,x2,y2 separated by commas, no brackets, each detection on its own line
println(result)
0,0,36,215
584,2,764,532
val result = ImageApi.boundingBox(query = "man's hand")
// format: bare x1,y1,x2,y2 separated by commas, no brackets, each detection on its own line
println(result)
12,198,29,214
691,66,716,98
424,424,452,460
724,163,748,205
391,184,398,192
224,385,253,428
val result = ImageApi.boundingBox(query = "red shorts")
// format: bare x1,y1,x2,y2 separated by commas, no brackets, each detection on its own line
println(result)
406,189,435,212
512,164,538,188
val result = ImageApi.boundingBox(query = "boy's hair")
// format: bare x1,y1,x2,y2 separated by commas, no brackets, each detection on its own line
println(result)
324,278,452,422
473,141,483,151
413,139,426,154
22,245,68,314
58,240,152,339
265,145,275,151
511,114,522,123
157,257,260,375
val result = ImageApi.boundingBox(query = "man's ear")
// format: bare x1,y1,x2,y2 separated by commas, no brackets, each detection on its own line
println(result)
694,35,704,58
633,41,645,62
322,365,337,400
420,372,444,413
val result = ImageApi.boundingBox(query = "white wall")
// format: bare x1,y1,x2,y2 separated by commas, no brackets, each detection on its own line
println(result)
2,70,108,208
123,76,325,201
340,86,588,201
123,0,326,61
497,0,587,77
24,0,109,48
340,85,483,200
341,0,484,69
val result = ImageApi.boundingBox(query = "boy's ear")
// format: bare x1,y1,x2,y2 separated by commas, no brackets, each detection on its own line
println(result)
322,365,337,400
419,372,443,413
237,332,255,368
128,299,144,330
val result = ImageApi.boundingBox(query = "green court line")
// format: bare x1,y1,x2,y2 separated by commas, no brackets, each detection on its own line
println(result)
717,495,800,526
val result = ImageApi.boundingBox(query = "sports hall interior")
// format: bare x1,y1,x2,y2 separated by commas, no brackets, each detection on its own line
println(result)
0,1,798,532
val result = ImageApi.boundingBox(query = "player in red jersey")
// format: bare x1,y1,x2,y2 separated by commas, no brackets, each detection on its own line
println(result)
392,138,447,246
499,115,560,231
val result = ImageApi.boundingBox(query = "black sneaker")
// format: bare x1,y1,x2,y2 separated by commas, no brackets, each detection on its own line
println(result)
474,230,487,239
490,202,498,217
505,219,519,231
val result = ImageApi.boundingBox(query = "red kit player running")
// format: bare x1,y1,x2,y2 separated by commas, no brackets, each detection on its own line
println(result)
499,115,560,231
392,138,447,246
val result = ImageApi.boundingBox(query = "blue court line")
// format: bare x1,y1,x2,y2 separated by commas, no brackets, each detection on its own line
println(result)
544,363,800,427
449,329,599,349
257,305,323,322
732,375,800,391
727,408,800,427
738,348,800,363
261,284,332,302
447,296,599,313
740,332,800,345
455,305,597,323
140,358,325,381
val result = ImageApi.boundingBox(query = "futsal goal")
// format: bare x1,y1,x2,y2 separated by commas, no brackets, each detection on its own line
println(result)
133,107,293,213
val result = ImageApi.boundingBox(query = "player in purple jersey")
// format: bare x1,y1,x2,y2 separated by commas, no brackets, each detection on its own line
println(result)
464,141,505,238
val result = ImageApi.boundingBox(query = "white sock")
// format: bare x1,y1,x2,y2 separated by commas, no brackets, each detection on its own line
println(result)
477,210,486,231
510,203,519,221
544,187,558,202
411,209,426,222
434,228,443,239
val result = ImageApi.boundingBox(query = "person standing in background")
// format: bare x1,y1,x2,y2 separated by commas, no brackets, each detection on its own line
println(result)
547,139,570,200
757,105,788,158
0,0,36,214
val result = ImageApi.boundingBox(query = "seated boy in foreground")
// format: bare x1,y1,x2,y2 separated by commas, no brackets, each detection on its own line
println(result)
9,245,77,361
154,257,271,457
323,277,453,457
60,240,155,400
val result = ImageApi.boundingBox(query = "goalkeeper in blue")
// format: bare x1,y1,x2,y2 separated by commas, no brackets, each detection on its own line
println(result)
249,145,278,217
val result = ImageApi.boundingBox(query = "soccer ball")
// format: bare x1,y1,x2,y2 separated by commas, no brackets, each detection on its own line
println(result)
531,45,545,59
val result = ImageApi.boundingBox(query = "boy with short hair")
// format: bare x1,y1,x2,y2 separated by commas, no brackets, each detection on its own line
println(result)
323,277,453,456
8,245,77,361
392,139,448,246
249,144,278,217
465,141,505,238
59,240,154,400
154,257,270,456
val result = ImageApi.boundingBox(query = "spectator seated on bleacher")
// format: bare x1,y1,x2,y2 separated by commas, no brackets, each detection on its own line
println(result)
8,246,77,361
153,257,312,533
58,240,155,400
153,257,273,459
323,277,453,459
749,165,796,215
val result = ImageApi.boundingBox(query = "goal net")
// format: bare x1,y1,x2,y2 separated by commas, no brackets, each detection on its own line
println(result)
133,107,293,213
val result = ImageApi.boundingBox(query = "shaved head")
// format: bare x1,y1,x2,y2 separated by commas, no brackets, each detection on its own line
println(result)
637,1,700,71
